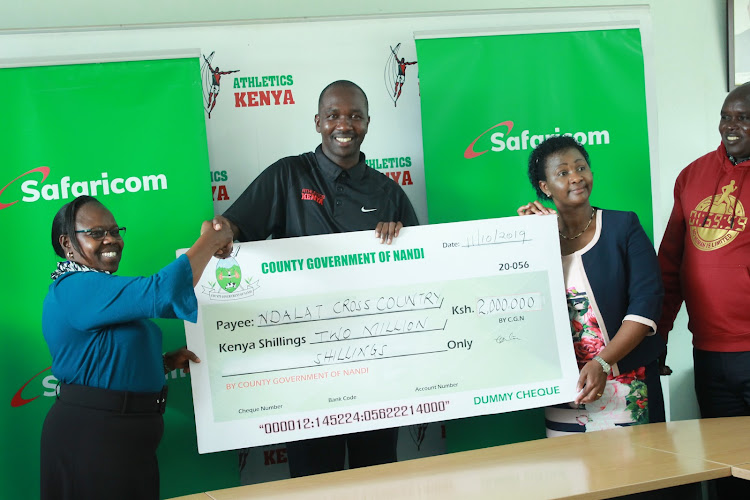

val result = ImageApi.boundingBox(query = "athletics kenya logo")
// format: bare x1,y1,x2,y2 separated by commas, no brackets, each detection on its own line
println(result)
0,166,169,211
463,121,611,159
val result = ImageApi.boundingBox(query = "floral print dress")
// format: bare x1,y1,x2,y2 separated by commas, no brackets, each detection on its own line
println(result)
545,216,651,437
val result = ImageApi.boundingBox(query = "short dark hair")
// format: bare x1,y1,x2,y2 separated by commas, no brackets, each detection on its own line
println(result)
318,80,369,114
527,136,591,200
51,195,101,258
728,81,750,101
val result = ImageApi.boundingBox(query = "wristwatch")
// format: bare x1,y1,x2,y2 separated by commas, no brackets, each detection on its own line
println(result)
592,355,611,374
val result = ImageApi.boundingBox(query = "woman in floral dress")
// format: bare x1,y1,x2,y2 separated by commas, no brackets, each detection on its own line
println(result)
518,136,665,435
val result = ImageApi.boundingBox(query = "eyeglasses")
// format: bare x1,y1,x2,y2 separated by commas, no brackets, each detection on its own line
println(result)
75,227,126,240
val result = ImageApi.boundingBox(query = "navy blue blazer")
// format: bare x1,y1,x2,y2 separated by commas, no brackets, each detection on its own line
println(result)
581,209,665,373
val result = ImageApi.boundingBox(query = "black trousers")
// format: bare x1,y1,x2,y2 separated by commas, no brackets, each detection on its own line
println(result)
693,348,750,500
645,360,666,423
285,427,399,477
40,397,164,500
693,348,750,418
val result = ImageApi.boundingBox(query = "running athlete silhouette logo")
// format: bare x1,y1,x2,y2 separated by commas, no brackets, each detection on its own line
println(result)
384,43,417,107
690,179,747,251
717,179,738,208
201,52,239,119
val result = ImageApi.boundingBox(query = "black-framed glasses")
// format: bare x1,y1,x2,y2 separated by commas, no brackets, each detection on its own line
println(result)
75,227,126,240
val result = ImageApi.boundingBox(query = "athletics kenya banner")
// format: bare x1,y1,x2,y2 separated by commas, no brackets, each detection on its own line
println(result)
0,56,235,499
415,28,654,448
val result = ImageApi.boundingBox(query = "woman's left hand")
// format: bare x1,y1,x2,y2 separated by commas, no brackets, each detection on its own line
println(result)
164,347,201,374
574,360,607,405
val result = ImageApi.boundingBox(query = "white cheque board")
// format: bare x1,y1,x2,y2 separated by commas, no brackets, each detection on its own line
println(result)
183,215,578,453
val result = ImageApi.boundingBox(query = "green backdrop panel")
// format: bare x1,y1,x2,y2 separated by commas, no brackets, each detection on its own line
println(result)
416,28,653,451
416,28,653,237
0,57,236,498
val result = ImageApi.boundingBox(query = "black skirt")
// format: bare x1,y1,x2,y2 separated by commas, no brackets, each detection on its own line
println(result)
40,385,165,500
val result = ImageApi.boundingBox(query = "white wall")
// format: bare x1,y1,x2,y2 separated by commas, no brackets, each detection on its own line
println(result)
2,0,727,421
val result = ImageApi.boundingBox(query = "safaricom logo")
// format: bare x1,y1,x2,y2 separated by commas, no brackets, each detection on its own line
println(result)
464,121,611,159
11,365,187,408
10,367,57,407
0,166,169,210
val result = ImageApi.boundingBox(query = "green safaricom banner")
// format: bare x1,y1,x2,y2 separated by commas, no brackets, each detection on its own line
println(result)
415,28,653,238
0,55,235,498
415,28,653,450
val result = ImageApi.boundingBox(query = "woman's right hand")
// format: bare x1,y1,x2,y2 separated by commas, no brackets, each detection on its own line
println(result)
517,201,556,216
201,215,235,257
574,360,608,405
187,216,235,287
185,215,234,286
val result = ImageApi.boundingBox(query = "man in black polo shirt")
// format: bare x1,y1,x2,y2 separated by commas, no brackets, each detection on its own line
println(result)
216,80,418,477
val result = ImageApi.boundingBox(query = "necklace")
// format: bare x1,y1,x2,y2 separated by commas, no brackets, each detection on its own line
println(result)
559,207,596,240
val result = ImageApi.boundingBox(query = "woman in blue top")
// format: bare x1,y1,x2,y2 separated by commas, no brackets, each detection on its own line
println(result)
41,195,232,500
518,136,666,435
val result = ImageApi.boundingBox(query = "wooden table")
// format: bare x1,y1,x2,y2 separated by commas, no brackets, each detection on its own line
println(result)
732,463,750,481
169,417,750,500
624,417,750,466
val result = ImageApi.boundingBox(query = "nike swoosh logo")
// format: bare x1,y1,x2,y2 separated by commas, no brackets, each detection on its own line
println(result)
361,207,378,213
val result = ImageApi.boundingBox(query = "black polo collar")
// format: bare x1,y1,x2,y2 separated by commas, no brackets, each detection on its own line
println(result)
314,145,367,182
